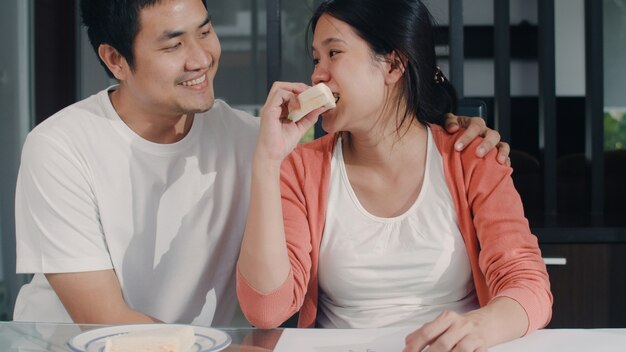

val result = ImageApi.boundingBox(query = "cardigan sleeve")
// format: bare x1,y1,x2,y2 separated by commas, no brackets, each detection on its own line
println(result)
236,148,315,328
461,140,553,333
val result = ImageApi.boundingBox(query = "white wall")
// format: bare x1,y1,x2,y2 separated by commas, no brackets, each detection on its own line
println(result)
555,0,586,96
425,0,538,25
425,0,586,97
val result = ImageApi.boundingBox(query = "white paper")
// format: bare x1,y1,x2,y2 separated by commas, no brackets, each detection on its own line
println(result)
274,328,626,352
490,329,626,352
274,327,414,352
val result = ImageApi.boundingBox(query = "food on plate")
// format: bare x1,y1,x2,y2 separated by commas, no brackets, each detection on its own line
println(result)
288,83,337,122
103,325,195,352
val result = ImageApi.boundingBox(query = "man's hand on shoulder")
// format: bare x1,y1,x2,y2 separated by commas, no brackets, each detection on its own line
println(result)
46,270,161,324
443,113,511,166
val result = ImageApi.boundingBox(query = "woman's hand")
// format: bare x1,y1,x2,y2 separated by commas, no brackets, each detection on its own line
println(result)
403,298,528,352
255,81,328,163
403,310,489,352
443,113,511,166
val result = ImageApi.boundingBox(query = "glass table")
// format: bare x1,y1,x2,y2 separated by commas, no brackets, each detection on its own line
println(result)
2,321,626,351
0,321,281,351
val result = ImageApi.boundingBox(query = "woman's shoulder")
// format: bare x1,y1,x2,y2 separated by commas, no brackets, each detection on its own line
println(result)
299,133,338,150
290,133,338,161
281,133,338,182
430,124,470,160
429,124,503,174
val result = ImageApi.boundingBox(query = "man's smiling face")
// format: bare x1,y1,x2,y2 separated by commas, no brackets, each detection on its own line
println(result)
120,0,221,118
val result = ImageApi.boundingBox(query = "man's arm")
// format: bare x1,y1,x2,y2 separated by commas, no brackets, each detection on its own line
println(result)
443,113,511,166
46,270,161,324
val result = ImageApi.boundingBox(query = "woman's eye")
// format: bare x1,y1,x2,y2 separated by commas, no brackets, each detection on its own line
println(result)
329,50,339,57
312,58,320,65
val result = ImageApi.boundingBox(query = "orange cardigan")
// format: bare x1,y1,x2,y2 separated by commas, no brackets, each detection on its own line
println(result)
237,125,552,333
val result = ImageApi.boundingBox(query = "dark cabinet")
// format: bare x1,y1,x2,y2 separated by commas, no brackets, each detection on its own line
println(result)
540,243,626,328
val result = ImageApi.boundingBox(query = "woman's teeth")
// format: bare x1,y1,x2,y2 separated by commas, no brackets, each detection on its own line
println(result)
181,74,206,86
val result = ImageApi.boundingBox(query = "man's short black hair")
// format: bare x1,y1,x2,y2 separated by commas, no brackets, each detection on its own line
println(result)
80,0,208,78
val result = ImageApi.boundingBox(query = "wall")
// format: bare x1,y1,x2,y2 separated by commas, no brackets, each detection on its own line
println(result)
604,0,626,109
424,0,585,97
0,0,33,317
76,0,589,100
555,0,585,96
77,21,114,100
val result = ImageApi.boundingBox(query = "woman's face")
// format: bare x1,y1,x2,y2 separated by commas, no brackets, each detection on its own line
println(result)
311,14,393,135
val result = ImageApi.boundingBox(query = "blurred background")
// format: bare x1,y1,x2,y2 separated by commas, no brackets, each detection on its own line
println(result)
0,0,625,327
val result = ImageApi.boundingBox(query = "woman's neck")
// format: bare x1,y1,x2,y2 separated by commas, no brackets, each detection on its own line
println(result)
342,119,428,172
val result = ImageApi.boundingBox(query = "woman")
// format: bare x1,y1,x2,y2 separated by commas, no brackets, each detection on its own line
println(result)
237,0,552,350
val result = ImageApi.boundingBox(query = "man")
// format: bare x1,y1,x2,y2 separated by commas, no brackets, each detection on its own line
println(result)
14,0,507,325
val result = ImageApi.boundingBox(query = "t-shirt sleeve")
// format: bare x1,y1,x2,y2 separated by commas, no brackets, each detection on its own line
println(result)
15,132,113,274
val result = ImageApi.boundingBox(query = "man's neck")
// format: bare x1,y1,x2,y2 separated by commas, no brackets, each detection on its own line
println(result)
109,88,195,144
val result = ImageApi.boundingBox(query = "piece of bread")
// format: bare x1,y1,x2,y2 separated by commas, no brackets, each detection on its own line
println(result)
103,325,195,352
288,83,336,122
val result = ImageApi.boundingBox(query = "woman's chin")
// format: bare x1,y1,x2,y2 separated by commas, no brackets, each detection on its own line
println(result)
321,116,340,134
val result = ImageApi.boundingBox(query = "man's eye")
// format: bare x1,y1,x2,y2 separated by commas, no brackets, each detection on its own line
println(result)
200,30,210,38
329,50,339,57
312,58,320,65
165,42,182,51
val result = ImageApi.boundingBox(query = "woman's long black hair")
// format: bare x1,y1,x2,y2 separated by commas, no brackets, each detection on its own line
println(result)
309,0,457,129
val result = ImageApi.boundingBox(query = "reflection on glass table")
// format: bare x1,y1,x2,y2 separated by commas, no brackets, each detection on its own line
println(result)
2,321,626,352
0,321,282,352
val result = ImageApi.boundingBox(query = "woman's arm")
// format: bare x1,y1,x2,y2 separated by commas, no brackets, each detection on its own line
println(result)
464,140,552,334
403,297,527,352
404,136,551,351
237,157,291,292
237,82,328,328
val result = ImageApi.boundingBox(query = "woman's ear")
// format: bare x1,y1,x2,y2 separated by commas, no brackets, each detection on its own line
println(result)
384,51,406,84
98,44,130,81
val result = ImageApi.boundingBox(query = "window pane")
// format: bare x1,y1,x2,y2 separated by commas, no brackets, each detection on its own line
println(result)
282,0,317,142
603,0,626,215
604,0,626,151
211,0,267,115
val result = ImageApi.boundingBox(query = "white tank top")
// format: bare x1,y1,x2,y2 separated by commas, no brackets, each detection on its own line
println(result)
317,127,479,328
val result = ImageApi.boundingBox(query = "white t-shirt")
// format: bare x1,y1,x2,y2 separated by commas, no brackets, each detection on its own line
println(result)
317,128,478,328
14,86,259,325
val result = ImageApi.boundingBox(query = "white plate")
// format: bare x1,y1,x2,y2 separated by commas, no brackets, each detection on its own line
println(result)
67,324,231,352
